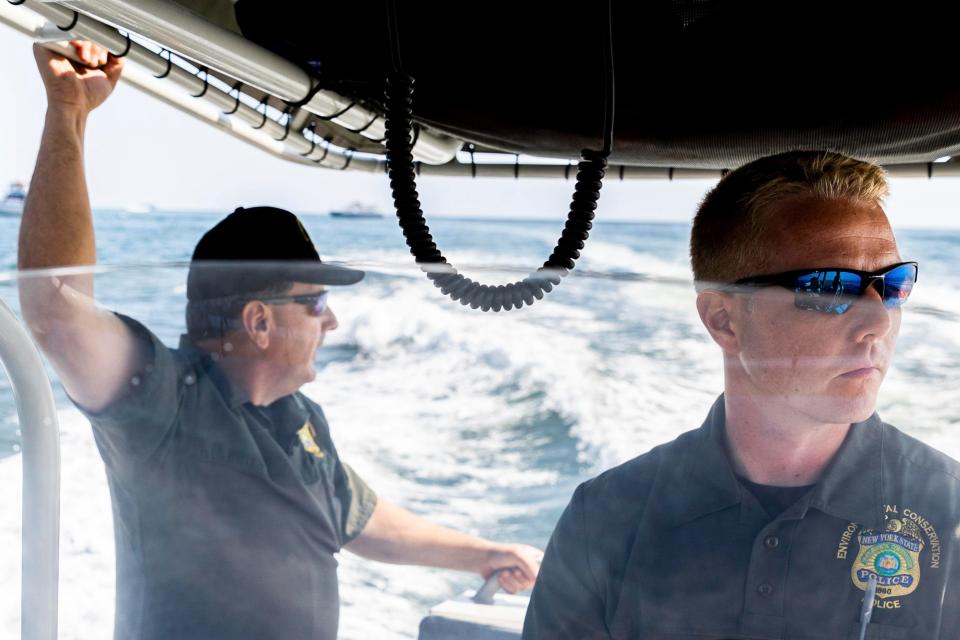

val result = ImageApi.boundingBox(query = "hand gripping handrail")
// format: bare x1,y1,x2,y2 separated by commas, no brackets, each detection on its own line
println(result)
0,300,60,640
55,0,462,165
1,0,386,173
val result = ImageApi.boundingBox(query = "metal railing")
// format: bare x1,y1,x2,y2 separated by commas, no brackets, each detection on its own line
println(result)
0,299,60,640
56,0,463,165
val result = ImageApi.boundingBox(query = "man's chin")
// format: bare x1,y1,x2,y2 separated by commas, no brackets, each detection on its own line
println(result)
833,377,883,418
287,368,317,394
803,393,879,426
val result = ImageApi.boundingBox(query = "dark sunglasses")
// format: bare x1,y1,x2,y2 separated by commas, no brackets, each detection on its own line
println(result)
732,262,918,315
259,290,329,316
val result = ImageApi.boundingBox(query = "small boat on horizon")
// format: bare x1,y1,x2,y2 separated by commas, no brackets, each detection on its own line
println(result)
0,181,26,218
124,202,158,214
329,202,384,219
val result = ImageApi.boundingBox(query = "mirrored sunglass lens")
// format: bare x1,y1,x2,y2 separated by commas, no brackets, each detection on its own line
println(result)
882,264,917,308
310,292,329,315
793,270,861,314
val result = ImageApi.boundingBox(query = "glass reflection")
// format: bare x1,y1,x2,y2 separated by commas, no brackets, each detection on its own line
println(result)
0,212,957,639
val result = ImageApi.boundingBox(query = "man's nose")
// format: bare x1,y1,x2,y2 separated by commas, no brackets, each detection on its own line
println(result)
850,286,893,341
321,306,338,332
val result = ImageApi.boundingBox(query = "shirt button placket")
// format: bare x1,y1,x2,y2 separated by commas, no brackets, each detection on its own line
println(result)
740,522,797,637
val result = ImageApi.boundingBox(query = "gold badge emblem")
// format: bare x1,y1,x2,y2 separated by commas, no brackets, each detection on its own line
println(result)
296,421,325,459
836,505,942,610
851,517,924,599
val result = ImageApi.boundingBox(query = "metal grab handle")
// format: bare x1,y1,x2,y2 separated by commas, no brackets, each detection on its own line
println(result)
0,299,61,640
472,570,502,605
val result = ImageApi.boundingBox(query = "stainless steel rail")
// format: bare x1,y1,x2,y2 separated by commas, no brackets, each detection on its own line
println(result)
0,299,61,640
12,0,387,171
56,0,463,165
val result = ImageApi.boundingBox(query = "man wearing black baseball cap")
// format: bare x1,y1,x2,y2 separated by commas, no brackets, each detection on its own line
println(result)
184,205,364,342
19,41,541,640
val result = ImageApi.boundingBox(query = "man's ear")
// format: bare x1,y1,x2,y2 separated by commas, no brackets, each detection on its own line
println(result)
696,291,741,355
241,301,272,350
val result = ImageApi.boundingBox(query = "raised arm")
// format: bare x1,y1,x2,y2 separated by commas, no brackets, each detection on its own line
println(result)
18,42,143,412
344,497,543,594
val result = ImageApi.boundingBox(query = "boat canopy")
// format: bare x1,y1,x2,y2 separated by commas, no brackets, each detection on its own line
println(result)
7,0,960,178
233,0,960,169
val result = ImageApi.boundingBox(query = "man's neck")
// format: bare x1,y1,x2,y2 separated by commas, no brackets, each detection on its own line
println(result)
723,392,850,487
194,339,285,406
217,357,282,406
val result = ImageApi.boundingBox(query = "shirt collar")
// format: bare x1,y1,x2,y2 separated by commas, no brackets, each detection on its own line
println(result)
660,395,742,527
262,393,312,445
660,394,886,531
807,411,886,530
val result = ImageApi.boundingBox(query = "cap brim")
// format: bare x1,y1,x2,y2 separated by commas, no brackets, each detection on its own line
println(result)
294,262,365,286
187,260,365,302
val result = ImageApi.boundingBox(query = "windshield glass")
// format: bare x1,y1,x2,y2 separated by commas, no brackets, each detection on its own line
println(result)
1,212,958,639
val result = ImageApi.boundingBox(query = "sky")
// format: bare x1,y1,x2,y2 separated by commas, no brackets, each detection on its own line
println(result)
3,21,960,227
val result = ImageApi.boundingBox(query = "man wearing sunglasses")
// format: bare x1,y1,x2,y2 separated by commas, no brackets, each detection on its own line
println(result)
19,42,541,640
524,150,960,639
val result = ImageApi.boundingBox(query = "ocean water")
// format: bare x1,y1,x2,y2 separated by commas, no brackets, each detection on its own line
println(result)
0,211,958,639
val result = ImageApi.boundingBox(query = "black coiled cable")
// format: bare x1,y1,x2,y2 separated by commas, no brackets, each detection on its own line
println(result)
383,1,613,312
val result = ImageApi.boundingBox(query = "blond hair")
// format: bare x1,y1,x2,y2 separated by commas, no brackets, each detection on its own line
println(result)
690,150,889,288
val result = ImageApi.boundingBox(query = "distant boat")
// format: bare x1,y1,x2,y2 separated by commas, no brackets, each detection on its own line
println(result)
329,202,384,219
0,181,26,218
124,203,157,214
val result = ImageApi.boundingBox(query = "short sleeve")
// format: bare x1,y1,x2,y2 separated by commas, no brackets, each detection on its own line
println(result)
304,402,378,545
79,313,181,470
338,461,378,543
522,483,610,640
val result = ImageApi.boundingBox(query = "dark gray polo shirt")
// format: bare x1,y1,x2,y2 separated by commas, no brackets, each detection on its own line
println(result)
81,315,377,640
523,395,960,639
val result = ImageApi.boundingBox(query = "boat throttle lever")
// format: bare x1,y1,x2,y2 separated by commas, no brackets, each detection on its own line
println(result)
472,570,503,605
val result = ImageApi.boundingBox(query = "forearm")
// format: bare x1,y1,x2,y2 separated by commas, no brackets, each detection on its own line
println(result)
345,499,495,572
18,105,99,345
19,107,96,279
20,41,121,281
346,497,542,592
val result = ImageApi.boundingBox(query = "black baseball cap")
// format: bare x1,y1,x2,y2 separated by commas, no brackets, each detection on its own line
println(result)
186,206,364,301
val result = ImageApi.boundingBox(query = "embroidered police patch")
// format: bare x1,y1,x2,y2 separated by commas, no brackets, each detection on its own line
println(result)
836,505,942,611
296,421,325,459
851,521,923,598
